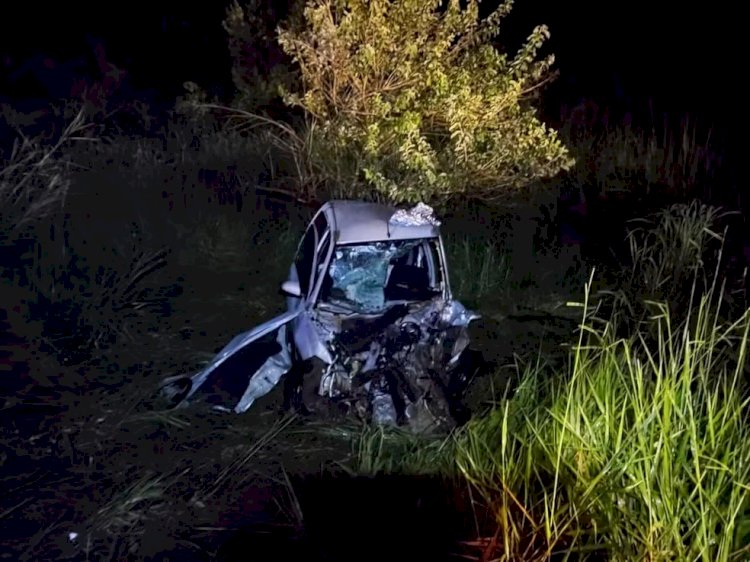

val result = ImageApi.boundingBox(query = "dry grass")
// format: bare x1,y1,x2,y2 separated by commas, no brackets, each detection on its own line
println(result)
0,108,90,236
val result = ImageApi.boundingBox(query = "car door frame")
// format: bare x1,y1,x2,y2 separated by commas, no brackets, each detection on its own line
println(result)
288,207,335,363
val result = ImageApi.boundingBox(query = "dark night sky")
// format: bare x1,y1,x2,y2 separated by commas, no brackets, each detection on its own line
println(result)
0,1,742,133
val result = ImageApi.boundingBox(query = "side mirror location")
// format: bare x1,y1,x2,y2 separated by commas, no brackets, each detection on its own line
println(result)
281,280,302,298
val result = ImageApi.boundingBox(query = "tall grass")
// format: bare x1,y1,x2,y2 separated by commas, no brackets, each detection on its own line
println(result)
558,101,723,200
625,200,728,298
444,233,512,303
0,108,88,238
0,110,185,367
180,211,300,276
181,103,328,204
591,199,742,342
355,272,750,560
353,425,455,477
453,275,750,561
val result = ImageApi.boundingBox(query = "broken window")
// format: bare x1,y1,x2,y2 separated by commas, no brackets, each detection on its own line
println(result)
321,239,440,313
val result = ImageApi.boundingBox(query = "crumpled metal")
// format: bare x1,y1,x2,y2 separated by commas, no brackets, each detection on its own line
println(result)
440,300,481,328
389,202,441,228
184,309,300,407
315,297,479,431
234,326,293,413
370,386,398,427
177,294,480,430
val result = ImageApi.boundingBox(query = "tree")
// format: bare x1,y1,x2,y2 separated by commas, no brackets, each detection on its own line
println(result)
271,0,574,204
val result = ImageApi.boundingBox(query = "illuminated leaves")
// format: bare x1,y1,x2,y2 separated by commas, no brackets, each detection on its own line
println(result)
273,0,574,203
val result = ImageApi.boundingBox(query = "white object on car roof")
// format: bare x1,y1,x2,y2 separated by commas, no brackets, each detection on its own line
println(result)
322,200,441,245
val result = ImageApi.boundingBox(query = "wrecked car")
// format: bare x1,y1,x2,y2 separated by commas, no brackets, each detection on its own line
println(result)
164,201,485,433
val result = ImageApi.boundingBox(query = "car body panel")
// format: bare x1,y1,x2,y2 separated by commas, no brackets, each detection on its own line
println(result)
185,309,300,409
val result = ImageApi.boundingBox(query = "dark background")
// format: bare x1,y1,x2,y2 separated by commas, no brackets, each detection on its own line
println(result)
0,1,742,133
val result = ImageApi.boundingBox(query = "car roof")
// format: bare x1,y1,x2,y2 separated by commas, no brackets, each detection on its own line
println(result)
320,200,441,245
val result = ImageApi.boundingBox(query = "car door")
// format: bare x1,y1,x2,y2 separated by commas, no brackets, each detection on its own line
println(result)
285,219,316,313
309,213,334,306
184,309,301,412
286,209,332,311
290,210,334,363
185,212,336,413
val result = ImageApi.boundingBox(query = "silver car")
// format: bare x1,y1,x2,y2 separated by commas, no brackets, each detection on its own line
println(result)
168,201,483,433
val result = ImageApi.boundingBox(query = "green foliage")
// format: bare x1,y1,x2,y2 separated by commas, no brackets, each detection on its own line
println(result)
353,425,454,476
461,287,750,561
357,275,750,561
625,200,728,299
594,201,735,336
272,0,573,204
444,233,512,303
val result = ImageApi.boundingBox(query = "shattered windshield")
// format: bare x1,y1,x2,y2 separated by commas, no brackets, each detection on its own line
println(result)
321,239,441,313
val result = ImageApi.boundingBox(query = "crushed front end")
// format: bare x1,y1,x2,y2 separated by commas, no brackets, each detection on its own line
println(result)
305,297,480,433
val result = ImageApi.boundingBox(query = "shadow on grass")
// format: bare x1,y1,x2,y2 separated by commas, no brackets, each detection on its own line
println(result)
213,472,473,562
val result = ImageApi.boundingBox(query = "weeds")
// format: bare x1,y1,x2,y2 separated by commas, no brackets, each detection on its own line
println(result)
184,102,327,203
559,101,723,200
353,425,454,477
625,200,729,297
181,211,300,278
28,245,170,365
445,234,512,303
0,108,90,237
201,413,298,500
351,261,750,560
91,471,168,538
591,199,741,342
371,273,750,561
